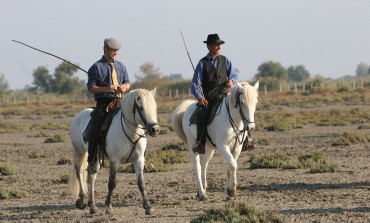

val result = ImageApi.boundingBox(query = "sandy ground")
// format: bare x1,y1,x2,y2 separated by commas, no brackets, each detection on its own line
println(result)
1,105,370,223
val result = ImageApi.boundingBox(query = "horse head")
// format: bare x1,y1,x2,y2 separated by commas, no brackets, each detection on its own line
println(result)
230,81,259,131
122,88,160,137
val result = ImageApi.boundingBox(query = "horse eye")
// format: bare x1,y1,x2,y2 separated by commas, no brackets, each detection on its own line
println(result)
137,96,141,100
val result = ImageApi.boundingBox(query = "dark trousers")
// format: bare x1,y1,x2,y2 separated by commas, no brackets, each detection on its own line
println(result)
196,100,215,146
87,98,113,163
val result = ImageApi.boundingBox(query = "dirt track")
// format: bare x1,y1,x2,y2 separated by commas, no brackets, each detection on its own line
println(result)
1,105,370,223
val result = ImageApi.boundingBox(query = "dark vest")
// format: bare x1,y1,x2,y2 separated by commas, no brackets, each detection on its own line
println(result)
201,55,228,100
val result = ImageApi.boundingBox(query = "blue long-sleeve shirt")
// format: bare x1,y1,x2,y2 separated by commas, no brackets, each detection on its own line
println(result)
87,56,129,99
191,53,238,99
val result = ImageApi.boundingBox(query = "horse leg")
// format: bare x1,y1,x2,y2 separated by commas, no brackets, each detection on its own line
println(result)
71,149,88,210
191,152,207,201
105,161,118,216
87,164,99,214
133,157,152,215
75,163,86,209
200,149,214,196
218,145,238,200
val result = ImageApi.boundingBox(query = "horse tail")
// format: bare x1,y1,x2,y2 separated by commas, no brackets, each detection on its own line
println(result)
69,110,91,200
69,149,88,200
172,99,195,143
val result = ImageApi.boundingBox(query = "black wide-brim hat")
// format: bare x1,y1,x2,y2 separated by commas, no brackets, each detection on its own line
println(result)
203,34,225,44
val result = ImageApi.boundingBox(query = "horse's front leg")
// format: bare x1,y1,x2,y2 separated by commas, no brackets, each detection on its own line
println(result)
105,161,118,215
87,171,99,214
200,148,214,196
219,145,238,200
133,157,152,215
191,153,208,201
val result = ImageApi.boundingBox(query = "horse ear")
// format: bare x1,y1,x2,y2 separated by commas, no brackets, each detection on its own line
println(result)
254,80,259,90
151,88,157,98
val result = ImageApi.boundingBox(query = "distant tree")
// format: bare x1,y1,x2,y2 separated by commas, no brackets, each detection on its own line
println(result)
31,62,85,94
0,72,9,92
356,62,369,77
135,62,162,81
132,62,167,92
255,61,288,80
32,66,53,92
253,61,287,91
288,65,310,82
52,62,85,94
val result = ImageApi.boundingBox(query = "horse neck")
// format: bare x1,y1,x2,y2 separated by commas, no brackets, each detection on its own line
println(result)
226,94,243,126
119,96,144,137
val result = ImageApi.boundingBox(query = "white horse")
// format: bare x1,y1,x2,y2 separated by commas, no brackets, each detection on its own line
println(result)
69,88,160,215
172,81,259,200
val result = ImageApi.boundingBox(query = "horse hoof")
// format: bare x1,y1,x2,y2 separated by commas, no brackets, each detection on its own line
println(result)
196,193,208,201
226,188,235,198
145,208,152,215
75,199,86,210
106,206,113,217
89,205,99,214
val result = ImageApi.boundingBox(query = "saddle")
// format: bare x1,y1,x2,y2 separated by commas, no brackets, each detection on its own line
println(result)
189,98,224,126
82,101,121,165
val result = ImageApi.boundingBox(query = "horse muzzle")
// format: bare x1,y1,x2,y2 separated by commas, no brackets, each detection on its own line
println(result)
245,122,256,131
148,124,160,137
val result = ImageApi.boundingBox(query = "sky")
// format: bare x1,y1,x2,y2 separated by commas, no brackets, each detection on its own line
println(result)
1,0,370,89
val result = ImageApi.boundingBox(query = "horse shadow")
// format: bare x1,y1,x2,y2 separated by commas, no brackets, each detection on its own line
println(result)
239,181,370,215
239,181,370,192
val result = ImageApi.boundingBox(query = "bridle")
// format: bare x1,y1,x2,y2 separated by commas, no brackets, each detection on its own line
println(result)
225,89,255,147
120,94,157,162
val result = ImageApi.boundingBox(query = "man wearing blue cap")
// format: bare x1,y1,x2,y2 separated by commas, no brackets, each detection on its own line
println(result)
191,34,238,154
86,38,130,174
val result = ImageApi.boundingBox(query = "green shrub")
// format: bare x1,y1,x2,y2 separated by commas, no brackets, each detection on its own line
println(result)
0,187,26,199
44,135,65,143
57,157,71,165
358,124,370,129
0,123,24,133
332,132,369,146
299,152,339,173
0,165,17,175
250,153,300,169
60,174,70,184
191,202,287,223
28,151,47,158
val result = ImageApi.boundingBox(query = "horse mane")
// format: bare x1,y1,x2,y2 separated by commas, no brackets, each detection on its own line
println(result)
120,89,157,120
230,82,259,107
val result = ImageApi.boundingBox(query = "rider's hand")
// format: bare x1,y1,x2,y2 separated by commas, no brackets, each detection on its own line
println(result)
119,84,127,92
226,79,233,88
198,97,208,107
107,85,117,93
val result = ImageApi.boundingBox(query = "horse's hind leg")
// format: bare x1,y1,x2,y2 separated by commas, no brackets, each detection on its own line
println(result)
70,148,88,210
133,157,152,215
105,161,118,215
87,168,99,214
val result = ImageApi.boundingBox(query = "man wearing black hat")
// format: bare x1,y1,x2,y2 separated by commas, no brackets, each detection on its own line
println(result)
86,38,130,174
191,34,238,154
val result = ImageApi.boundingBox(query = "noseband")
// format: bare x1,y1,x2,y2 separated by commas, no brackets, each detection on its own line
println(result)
120,95,157,162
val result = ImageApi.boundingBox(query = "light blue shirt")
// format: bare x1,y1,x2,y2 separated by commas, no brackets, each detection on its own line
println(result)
191,53,238,99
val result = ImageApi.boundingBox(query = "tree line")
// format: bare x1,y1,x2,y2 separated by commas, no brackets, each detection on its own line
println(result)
1,60,369,94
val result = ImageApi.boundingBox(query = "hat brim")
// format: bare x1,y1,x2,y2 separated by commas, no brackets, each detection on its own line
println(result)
203,40,225,44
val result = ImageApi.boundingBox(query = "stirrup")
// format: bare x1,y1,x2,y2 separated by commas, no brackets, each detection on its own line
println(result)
87,164,97,174
192,143,205,155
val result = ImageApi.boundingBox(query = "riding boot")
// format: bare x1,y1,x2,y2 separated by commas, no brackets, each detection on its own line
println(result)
87,103,108,174
193,106,208,154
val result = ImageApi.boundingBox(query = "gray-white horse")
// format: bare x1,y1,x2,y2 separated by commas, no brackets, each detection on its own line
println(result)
172,82,259,200
69,88,160,215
